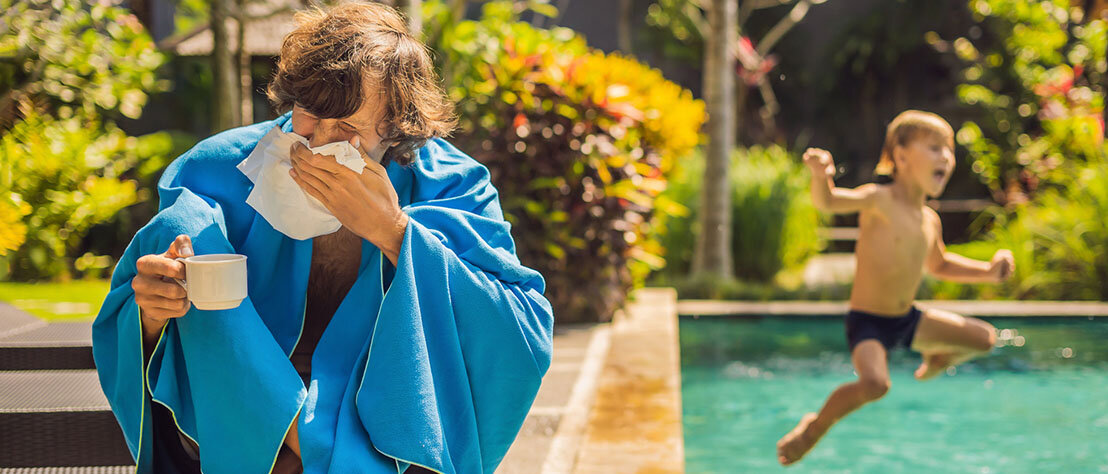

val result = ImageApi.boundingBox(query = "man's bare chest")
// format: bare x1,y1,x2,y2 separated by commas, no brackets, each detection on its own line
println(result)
308,229,362,301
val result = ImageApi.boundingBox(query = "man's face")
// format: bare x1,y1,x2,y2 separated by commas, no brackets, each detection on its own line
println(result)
290,83,386,158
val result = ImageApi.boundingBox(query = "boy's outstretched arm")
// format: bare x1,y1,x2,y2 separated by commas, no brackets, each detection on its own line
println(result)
924,208,1015,283
804,148,880,214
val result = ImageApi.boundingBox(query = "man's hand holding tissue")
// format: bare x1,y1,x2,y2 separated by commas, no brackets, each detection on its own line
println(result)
288,137,408,266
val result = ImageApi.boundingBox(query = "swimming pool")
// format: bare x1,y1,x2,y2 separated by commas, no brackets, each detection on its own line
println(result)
680,316,1108,473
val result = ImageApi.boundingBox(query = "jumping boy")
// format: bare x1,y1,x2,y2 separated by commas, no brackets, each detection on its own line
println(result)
776,110,1015,465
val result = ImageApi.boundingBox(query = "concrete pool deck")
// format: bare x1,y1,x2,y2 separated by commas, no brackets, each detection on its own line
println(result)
677,299,1108,317
573,288,684,474
498,322,610,473
501,288,686,473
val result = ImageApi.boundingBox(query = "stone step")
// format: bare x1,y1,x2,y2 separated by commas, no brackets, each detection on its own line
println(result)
0,467,132,473
0,323,94,371
0,370,134,468
0,303,46,339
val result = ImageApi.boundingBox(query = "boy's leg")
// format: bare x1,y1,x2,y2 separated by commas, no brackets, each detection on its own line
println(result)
911,308,996,380
777,339,890,465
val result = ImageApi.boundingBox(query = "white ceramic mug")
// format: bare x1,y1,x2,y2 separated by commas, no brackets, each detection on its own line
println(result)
174,254,248,311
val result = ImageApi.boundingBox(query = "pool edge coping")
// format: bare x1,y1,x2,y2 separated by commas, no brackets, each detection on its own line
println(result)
572,288,685,473
677,300,1108,318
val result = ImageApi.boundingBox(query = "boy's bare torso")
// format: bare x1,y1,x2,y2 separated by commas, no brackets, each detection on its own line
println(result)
850,185,940,316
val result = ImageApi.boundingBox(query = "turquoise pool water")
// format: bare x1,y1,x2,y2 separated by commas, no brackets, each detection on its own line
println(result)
680,316,1108,473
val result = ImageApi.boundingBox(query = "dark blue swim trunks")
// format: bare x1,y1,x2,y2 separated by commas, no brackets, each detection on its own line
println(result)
845,306,922,351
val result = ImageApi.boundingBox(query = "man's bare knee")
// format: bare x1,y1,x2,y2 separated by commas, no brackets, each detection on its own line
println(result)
858,377,890,401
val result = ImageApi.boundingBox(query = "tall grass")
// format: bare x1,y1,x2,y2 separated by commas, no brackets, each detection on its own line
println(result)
653,145,825,286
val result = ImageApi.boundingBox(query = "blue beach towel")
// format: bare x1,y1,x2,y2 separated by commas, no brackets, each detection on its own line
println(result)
92,113,554,474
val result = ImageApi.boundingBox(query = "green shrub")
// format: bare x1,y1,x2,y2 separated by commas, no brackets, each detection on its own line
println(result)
650,147,701,281
0,0,177,280
924,0,1108,300
0,194,29,256
926,158,1108,300
433,1,705,322
731,145,824,281
0,111,178,280
0,0,168,121
944,0,1106,203
653,145,824,284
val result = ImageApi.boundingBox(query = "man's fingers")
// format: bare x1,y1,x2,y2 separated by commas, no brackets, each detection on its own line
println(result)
136,293,191,314
136,254,186,280
166,234,193,259
291,156,336,184
361,164,388,185
290,165,332,193
292,142,347,175
355,141,389,178
131,274,187,299
290,169,333,206
289,144,334,176
290,141,313,161
304,152,345,174
139,303,190,321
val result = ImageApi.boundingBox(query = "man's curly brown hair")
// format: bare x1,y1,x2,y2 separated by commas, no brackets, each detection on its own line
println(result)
266,1,456,165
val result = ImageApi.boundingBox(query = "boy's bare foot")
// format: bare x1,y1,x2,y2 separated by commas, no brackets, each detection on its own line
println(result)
776,413,823,466
914,353,952,380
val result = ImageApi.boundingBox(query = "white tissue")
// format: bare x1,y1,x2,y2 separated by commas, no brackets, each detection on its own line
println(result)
236,126,369,240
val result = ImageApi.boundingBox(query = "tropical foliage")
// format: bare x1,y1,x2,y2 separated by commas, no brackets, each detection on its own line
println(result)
926,0,1108,300
654,145,824,284
928,158,1108,300
0,0,174,279
0,0,167,121
432,1,705,321
940,0,1106,204
0,111,178,280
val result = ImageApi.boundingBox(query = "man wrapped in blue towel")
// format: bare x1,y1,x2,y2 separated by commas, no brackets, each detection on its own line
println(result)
92,3,553,473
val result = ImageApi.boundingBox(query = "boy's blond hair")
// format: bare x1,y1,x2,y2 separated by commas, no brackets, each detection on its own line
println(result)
875,110,955,176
